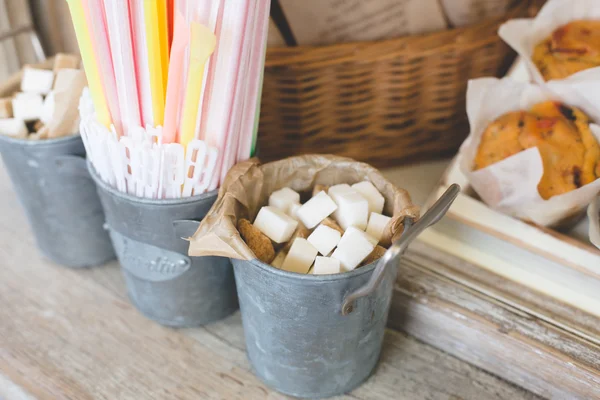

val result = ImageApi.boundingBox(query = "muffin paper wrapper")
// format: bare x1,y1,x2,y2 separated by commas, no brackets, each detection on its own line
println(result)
499,0,600,84
459,76,600,228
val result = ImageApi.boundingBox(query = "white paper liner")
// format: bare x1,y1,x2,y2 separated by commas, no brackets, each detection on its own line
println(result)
587,197,600,249
499,0,600,83
459,76,600,227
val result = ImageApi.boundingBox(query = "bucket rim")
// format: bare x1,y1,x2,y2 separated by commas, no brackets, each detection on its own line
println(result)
88,160,219,206
0,133,81,148
237,257,378,282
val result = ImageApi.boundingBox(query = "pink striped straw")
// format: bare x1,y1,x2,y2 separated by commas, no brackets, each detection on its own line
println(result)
236,0,270,162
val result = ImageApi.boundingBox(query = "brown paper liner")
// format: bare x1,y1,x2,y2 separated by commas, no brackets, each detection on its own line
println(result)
312,184,329,197
188,155,420,260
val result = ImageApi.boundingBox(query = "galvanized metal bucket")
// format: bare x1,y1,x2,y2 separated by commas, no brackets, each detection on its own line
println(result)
89,164,238,327
233,185,460,398
0,134,115,268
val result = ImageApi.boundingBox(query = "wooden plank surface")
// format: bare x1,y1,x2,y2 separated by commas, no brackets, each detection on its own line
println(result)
394,243,600,400
0,162,539,400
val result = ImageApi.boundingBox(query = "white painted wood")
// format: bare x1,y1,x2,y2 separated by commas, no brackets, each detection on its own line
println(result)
418,226,600,318
432,186,600,278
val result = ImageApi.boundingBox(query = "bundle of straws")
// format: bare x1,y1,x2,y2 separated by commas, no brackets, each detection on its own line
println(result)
66,0,271,198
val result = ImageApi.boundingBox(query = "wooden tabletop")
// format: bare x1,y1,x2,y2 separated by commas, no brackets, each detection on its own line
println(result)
0,160,540,400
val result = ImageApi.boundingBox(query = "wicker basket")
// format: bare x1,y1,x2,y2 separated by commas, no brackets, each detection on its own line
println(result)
258,0,533,168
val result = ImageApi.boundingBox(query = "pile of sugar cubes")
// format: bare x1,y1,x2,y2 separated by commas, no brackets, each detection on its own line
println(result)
0,54,81,139
240,181,393,275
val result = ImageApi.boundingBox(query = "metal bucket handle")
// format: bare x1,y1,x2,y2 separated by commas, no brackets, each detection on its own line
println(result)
341,184,460,315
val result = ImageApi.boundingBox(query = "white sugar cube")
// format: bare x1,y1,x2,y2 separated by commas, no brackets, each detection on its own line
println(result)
253,206,298,244
0,118,27,138
328,184,353,201
352,181,385,214
40,92,55,124
339,226,378,247
307,224,341,256
333,228,376,271
332,191,369,231
366,212,391,243
21,67,54,95
288,202,302,220
269,187,300,214
296,191,337,229
281,238,318,274
312,256,341,275
12,92,43,121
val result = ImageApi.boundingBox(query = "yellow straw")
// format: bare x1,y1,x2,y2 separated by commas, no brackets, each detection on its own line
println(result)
156,0,170,96
144,0,165,125
179,23,216,149
65,0,111,128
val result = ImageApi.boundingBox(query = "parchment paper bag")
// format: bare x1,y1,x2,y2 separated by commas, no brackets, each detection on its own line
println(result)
459,76,600,227
499,0,600,83
188,155,420,260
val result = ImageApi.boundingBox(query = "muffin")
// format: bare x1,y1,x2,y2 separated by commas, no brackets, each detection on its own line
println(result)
532,20,600,80
474,101,600,199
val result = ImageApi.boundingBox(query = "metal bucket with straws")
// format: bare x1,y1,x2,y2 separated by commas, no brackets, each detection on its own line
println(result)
90,163,238,327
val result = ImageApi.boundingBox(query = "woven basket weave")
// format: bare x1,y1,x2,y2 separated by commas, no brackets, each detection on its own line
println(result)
258,0,533,168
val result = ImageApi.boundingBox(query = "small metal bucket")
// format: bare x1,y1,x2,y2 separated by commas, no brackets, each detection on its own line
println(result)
89,164,238,327
233,185,460,398
0,134,115,268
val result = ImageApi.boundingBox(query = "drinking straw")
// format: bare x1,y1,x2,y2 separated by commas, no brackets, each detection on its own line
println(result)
196,0,223,142
128,0,153,128
83,0,123,136
167,0,175,49
179,22,216,149
251,81,263,156
157,0,170,92
66,0,111,128
219,0,254,183
163,11,189,144
201,0,248,190
143,0,166,126
193,0,219,141
103,0,142,136
237,0,270,161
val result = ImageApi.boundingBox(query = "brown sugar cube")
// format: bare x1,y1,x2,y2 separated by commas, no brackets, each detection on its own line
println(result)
312,184,329,197
360,246,387,267
33,120,44,132
238,218,275,264
53,54,80,72
0,98,12,118
321,217,344,234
